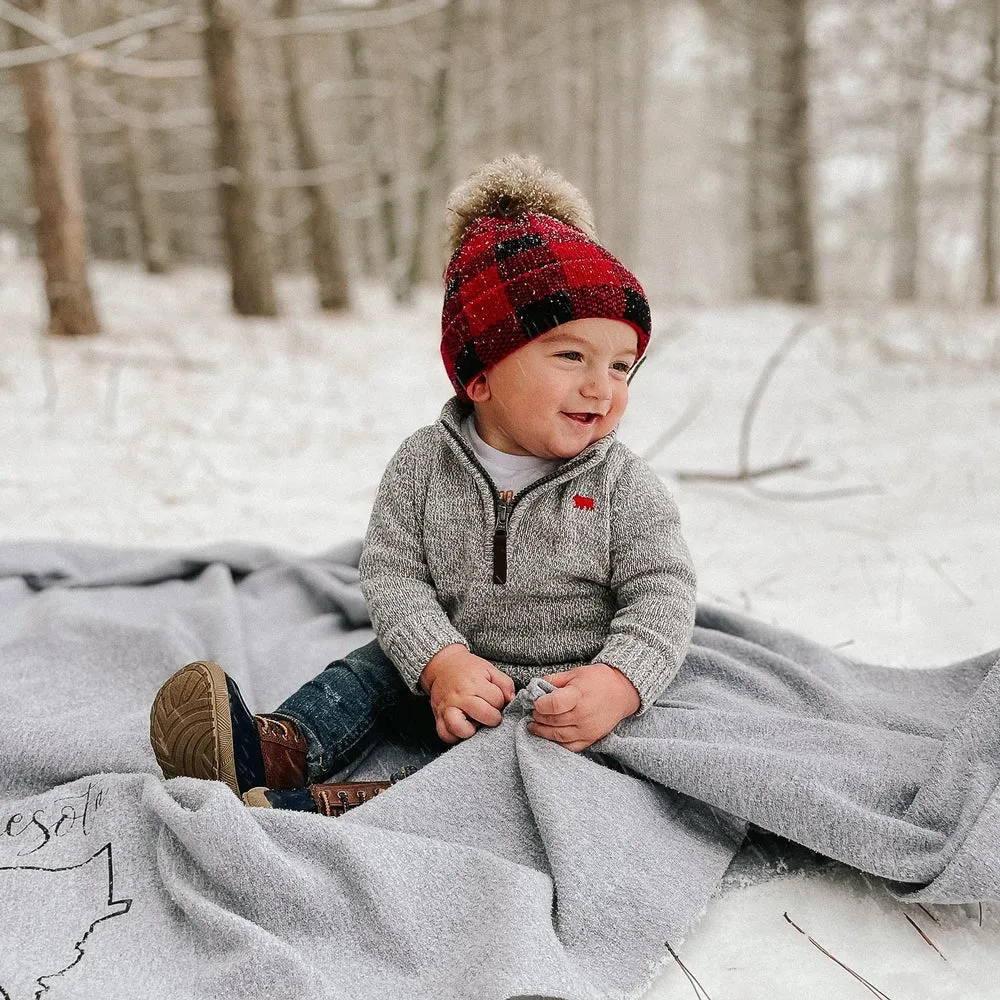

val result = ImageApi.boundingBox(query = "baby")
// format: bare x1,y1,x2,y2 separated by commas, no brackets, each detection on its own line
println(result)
150,154,697,814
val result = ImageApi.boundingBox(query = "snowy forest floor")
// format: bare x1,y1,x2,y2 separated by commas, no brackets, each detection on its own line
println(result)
2,259,999,998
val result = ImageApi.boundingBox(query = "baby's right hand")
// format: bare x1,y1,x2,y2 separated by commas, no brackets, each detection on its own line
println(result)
419,644,516,744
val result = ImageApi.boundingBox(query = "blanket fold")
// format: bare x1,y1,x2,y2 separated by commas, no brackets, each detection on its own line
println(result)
0,540,996,1000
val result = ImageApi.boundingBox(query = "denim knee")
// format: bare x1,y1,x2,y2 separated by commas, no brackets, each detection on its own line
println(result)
273,638,418,781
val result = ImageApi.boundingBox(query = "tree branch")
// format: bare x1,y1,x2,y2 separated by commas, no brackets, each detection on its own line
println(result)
674,320,881,501
737,320,810,474
0,3,201,77
254,0,450,37
677,458,810,483
641,392,710,464
76,75,212,131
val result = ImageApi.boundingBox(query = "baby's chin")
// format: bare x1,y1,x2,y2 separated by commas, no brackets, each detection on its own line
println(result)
545,434,611,460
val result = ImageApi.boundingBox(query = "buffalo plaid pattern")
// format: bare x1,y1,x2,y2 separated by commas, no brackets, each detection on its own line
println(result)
441,213,651,401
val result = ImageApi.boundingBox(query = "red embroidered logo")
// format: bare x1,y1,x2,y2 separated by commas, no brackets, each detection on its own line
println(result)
573,494,595,510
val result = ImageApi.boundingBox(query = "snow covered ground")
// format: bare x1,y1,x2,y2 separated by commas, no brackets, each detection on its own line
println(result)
2,259,998,997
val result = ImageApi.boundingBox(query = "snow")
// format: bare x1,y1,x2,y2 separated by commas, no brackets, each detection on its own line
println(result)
653,869,998,999
2,259,998,997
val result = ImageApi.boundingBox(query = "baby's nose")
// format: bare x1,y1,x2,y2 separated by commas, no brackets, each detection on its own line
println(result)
581,373,613,398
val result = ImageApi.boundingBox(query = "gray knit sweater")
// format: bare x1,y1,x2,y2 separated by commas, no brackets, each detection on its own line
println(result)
358,397,697,713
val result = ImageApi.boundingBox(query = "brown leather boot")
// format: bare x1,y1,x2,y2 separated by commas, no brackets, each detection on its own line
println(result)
255,715,308,790
151,660,308,797
309,781,392,816
243,780,392,815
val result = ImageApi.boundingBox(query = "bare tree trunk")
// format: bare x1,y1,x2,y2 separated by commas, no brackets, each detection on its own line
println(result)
589,4,605,234
982,0,1000,305
891,147,920,301
604,4,632,256
347,28,403,292
201,0,278,316
747,0,816,303
123,115,171,275
342,35,374,278
891,0,931,302
402,0,460,303
624,0,651,266
275,0,350,309
12,0,100,337
256,28,298,273
567,7,588,197
548,0,573,169
488,0,509,156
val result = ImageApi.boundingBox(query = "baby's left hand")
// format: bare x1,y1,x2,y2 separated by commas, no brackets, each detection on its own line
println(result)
528,663,641,752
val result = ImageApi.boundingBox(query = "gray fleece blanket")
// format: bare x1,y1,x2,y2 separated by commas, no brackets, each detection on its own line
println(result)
0,540,997,1000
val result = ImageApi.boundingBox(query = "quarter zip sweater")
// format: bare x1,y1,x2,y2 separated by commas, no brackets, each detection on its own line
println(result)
358,397,697,713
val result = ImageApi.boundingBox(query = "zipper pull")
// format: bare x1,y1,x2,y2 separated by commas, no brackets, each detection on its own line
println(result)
493,490,514,584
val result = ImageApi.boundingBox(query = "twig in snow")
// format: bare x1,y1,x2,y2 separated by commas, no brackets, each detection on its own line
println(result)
738,321,811,474
922,552,975,607
98,352,216,430
642,392,710,464
917,904,940,924
664,940,712,1000
980,903,983,927
677,457,809,483
783,912,894,999
36,334,57,415
747,479,882,502
85,350,217,374
105,357,123,428
904,914,947,961
674,320,880,501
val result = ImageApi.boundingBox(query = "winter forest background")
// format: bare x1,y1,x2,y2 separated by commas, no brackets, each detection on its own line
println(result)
8,0,1000,316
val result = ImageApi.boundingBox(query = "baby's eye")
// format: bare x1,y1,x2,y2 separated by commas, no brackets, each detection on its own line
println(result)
612,361,632,373
557,351,583,361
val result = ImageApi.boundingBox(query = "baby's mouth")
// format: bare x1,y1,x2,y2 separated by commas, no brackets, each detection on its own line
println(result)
563,412,598,424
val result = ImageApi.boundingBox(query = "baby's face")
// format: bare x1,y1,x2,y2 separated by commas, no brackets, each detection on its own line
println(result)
466,318,638,459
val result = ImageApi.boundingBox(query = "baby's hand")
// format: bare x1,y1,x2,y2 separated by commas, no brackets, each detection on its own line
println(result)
528,664,640,752
420,644,516,745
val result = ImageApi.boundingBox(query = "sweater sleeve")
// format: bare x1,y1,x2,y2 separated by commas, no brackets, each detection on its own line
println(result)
358,432,469,694
591,455,697,714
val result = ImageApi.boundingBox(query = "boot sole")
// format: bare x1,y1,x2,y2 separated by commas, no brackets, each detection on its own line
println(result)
150,660,238,796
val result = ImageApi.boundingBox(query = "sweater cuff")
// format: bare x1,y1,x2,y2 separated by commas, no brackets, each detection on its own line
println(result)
380,619,468,695
591,634,677,715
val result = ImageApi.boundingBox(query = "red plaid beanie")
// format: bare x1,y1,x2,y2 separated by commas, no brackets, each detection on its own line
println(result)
441,156,651,402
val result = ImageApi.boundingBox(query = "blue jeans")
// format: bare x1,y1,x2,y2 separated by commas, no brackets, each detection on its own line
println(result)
273,639,446,783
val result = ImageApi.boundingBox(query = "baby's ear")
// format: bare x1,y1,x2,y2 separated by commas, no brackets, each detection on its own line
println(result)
466,373,490,402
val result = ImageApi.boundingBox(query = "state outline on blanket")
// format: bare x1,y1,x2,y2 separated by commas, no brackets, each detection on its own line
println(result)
0,841,132,1000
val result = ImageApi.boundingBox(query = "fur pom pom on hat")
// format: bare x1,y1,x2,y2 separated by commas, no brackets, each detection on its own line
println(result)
441,154,650,402
444,155,598,253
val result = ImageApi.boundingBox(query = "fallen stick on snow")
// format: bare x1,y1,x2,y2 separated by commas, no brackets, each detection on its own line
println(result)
673,320,880,502
783,911,894,999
